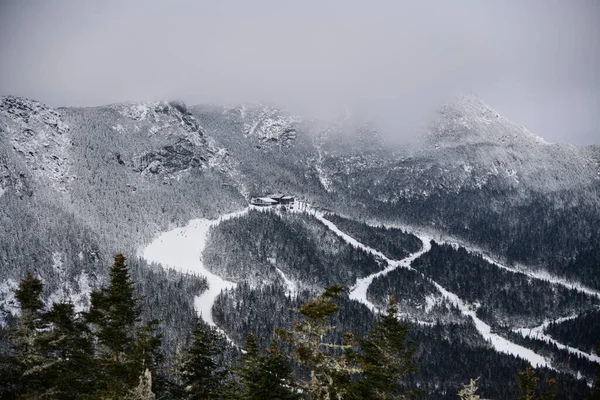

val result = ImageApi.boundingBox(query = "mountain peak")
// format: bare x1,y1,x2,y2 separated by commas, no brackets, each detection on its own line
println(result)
428,94,549,146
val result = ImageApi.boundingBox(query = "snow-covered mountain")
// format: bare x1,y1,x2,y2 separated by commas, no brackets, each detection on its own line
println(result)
1,93,599,398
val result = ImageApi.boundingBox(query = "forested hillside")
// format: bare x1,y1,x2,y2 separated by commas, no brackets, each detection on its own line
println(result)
204,210,382,288
1,94,599,399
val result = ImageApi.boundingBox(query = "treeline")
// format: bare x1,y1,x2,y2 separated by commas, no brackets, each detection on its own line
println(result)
0,255,417,399
3,255,593,399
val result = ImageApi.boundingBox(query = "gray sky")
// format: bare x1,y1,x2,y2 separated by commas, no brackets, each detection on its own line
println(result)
0,0,598,144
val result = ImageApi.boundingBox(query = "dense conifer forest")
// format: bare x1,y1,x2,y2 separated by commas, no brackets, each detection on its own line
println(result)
411,242,599,327
2,256,598,399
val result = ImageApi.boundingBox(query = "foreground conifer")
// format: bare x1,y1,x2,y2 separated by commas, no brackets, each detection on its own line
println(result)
85,253,162,398
356,294,418,399
180,321,228,399
238,332,299,400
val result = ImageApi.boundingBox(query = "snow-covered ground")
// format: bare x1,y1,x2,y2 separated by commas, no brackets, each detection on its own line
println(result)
140,200,590,369
314,211,431,312
275,267,297,298
514,316,600,364
314,209,551,368
369,220,600,301
142,208,248,340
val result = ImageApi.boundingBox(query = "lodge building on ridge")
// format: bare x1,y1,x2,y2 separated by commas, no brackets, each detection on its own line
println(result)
250,193,295,207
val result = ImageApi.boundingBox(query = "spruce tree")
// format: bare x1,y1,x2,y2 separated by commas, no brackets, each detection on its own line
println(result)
238,333,299,400
87,253,139,362
86,253,162,397
237,331,260,398
11,271,51,398
356,294,418,399
0,323,21,400
277,285,359,400
39,301,98,399
180,320,228,399
516,363,556,400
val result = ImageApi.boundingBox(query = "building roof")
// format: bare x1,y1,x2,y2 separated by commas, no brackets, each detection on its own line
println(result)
281,196,294,200
257,197,278,203
268,193,284,199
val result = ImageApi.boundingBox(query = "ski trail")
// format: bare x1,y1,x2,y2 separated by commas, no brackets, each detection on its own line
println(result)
372,221,600,300
142,208,249,344
315,210,551,368
514,315,600,364
314,212,431,312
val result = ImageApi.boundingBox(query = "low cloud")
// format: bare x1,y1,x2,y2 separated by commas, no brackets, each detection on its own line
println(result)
0,0,598,144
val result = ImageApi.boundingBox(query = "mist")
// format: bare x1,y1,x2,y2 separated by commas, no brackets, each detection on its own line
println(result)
0,0,598,144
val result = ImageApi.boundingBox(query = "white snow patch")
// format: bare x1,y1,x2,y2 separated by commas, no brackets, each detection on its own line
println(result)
424,294,442,313
314,150,333,192
142,208,249,342
275,267,297,298
0,279,19,323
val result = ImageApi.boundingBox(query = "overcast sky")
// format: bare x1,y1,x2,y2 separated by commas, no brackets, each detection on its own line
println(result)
0,0,598,144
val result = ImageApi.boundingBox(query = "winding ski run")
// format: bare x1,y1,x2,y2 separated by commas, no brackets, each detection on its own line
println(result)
313,211,552,368
143,203,599,370
142,209,248,344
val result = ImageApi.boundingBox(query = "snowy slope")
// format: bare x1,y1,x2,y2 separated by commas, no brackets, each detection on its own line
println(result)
142,208,249,338
313,208,551,368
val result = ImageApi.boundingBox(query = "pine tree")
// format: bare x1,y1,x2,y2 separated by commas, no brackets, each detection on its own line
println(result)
85,253,162,398
238,332,299,400
356,294,418,400
11,271,51,398
277,285,359,400
39,301,98,399
457,377,489,400
87,253,140,362
0,323,21,400
516,363,556,400
180,320,228,399
237,331,260,399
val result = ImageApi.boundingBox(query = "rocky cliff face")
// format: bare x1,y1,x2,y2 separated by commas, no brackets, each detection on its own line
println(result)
0,96,73,193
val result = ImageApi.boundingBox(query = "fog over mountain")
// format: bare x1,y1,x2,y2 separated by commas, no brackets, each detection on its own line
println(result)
1,2,600,399
0,0,598,144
